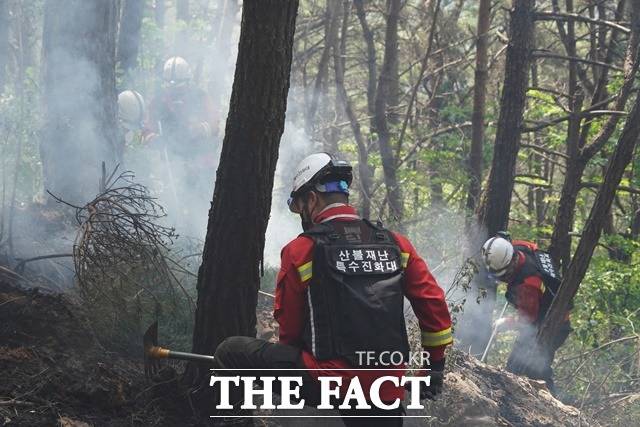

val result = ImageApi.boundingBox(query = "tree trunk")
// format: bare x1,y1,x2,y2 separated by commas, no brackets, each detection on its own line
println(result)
154,0,165,28
353,0,376,120
333,0,372,219
0,0,8,92
536,72,640,364
208,0,240,95
306,0,340,134
548,156,586,269
461,0,535,355
549,0,639,270
176,0,190,22
465,0,492,214
374,0,403,223
385,0,401,124
477,0,535,236
186,0,298,411
40,0,119,205
117,0,144,74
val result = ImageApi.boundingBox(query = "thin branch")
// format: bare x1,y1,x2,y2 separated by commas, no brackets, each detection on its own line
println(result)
532,51,624,72
581,182,640,195
520,142,570,159
535,11,631,34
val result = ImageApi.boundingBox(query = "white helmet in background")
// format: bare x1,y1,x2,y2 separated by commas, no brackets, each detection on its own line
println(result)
482,237,514,277
163,56,192,86
117,90,145,131
288,153,353,212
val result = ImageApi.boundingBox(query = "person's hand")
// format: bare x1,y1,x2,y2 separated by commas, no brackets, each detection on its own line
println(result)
413,359,445,400
142,131,159,145
494,316,516,331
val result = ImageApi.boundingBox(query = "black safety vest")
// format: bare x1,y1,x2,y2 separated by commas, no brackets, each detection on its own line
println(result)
506,245,562,324
300,219,410,367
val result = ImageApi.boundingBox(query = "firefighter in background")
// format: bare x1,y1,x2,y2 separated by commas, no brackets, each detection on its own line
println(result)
212,153,453,425
482,234,572,392
143,56,218,180
117,89,146,163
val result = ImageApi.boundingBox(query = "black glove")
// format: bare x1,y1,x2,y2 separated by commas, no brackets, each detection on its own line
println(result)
419,358,445,400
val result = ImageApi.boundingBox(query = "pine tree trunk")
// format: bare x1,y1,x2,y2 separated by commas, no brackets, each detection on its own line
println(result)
477,0,535,236
537,75,640,363
375,0,403,223
333,0,372,219
535,0,640,366
117,0,144,73
176,0,190,22
465,0,491,214
185,0,299,411
0,0,8,92
548,0,639,271
40,0,119,205
461,0,535,355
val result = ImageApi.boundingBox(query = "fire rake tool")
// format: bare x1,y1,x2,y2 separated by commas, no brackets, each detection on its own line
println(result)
480,300,509,363
143,321,215,378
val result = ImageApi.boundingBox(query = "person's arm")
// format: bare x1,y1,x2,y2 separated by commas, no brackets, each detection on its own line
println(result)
142,97,161,144
394,234,452,362
515,276,543,324
274,243,308,347
189,90,217,139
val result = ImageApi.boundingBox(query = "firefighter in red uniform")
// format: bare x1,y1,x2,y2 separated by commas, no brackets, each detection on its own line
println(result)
481,234,572,392
213,153,453,425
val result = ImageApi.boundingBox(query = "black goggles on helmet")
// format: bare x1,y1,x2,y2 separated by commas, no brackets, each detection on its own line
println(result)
288,160,353,212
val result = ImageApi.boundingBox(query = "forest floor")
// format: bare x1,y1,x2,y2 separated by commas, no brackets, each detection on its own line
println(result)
0,275,595,427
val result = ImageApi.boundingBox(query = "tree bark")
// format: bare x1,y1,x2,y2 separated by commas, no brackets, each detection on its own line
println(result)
353,0,376,120
40,0,119,205
306,0,340,134
154,0,165,28
117,0,144,73
186,0,299,411
536,70,640,365
549,0,639,270
374,0,403,223
0,0,8,92
333,0,372,219
461,0,535,355
176,0,190,22
477,0,535,236
465,0,492,214
385,0,401,124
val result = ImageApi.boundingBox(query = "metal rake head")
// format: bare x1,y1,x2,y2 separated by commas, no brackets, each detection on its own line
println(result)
143,321,161,378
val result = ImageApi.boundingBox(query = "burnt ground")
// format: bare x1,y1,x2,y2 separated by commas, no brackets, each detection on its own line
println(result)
0,279,192,427
0,275,595,427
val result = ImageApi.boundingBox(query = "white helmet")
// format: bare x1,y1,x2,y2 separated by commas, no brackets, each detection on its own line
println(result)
482,237,515,277
117,90,145,131
288,153,353,211
163,56,192,86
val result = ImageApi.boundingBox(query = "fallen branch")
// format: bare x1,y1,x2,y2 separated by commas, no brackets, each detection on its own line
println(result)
14,253,73,273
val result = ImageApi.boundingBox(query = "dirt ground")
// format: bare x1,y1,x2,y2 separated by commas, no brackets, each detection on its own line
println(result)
0,279,191,427
1,277,594,426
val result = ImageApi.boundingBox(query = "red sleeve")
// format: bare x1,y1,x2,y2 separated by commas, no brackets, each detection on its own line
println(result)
516,276,543,323
274,240,311,347
393,233,452,362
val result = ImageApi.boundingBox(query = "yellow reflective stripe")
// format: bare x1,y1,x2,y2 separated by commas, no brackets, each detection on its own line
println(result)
297,261,313,282
540,282,546,294
421,327,453,347
401,252,410,268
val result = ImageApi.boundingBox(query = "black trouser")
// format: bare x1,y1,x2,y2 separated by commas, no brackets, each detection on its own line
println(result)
212,336,403,426
506,320,572,390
